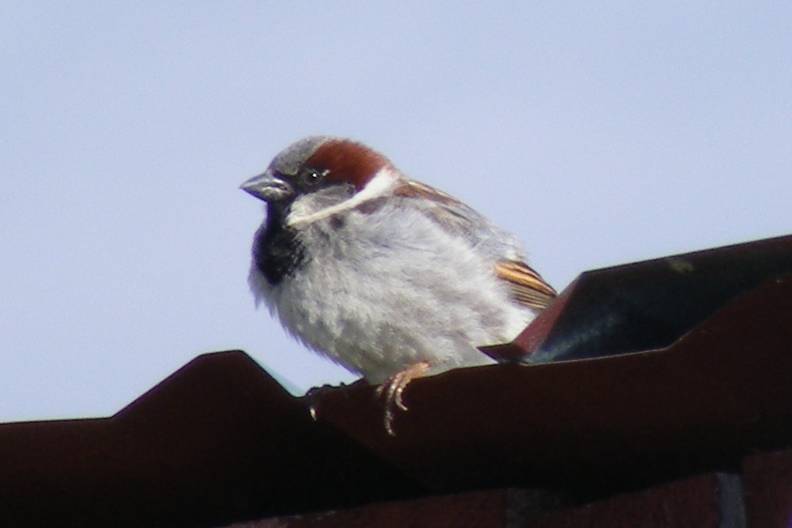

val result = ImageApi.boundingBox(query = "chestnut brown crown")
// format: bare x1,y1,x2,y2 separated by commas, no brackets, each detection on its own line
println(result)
273,136,392,192
241,137,393,204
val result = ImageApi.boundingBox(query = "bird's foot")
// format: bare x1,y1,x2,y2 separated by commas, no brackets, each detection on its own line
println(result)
305,383,340,421
375,361,430,436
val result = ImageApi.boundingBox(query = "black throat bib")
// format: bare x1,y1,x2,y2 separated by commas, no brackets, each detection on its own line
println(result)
253,206,307,285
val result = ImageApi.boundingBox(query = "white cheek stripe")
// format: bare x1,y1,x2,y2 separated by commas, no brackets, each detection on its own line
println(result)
286,167,400,228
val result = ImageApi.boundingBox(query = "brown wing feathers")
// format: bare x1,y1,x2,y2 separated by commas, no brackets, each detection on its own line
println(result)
495,260,557,310
395,180,557,311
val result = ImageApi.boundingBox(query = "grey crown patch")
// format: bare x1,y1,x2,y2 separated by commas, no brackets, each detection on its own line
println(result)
271,136,331,175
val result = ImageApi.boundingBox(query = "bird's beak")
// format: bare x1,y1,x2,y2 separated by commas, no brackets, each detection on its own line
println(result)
240,171,294,202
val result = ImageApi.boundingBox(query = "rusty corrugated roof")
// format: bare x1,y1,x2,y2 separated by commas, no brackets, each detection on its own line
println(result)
2,234,791,527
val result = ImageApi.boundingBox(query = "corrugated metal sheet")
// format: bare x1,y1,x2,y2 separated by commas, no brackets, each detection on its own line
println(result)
1,235,791,527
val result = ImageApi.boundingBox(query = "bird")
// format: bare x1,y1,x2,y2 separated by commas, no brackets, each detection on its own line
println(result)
241,136,556,435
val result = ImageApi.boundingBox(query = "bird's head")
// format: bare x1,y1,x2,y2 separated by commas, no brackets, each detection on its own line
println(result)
241,137,395,224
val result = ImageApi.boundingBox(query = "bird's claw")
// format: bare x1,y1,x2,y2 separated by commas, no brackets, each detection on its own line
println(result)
305,383,338,422
375,362,430,436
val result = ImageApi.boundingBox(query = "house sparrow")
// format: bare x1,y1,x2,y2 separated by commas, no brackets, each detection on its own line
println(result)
242,137,555,434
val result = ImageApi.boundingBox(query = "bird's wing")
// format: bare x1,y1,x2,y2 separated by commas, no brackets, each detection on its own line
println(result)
493,259,557,310
393,179,556,310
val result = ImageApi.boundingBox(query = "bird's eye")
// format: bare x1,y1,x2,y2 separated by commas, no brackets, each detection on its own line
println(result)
301,168,328,186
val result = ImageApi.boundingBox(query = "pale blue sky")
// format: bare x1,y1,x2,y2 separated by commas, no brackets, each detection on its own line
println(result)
1,2,790,422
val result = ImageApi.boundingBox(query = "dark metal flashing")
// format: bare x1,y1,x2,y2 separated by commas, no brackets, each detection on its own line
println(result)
1,234,791,527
